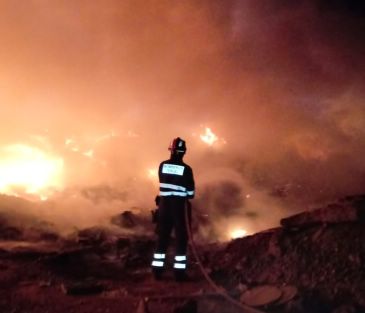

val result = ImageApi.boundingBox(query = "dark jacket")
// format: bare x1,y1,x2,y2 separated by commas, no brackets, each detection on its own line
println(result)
158,156,195,199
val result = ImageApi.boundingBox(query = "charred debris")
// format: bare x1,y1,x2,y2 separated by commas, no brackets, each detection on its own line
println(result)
0,194,364,313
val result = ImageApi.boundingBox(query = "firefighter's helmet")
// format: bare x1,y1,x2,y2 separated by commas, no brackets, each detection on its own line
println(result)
168,137,186,153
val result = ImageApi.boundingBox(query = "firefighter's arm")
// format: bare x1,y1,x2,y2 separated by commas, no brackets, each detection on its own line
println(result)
186,167,195,199
151,195,160,224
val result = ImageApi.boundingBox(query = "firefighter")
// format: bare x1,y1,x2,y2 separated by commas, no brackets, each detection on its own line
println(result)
151,137,195,282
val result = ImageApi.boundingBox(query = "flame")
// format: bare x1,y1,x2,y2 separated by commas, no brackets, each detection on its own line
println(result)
230,228,248,239
0,144,64,200
200,127,218,146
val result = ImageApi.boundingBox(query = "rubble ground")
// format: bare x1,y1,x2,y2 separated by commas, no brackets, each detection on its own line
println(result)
1,194,365,313
0,236,215,313
209,194,365,313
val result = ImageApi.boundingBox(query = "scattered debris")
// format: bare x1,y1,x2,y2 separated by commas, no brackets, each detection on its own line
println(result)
76,227,109,245
1,194,365,312
110,209,153,233
111,211,137,229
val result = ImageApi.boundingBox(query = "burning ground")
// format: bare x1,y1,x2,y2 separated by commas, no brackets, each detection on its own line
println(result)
1,194,365,313
1,0,365,226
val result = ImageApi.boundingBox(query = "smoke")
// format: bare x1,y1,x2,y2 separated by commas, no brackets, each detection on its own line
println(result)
0,0,365,237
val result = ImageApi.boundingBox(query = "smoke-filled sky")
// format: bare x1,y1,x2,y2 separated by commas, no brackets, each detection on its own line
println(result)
0,0,365,236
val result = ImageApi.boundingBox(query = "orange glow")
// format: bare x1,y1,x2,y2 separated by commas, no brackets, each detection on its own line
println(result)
200,127,218,146
0,144,64,200
230,228,248,239
147,168,158,180
83,149,94,158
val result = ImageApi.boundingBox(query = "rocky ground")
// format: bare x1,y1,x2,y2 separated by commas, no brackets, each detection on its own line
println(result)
0,194,364,313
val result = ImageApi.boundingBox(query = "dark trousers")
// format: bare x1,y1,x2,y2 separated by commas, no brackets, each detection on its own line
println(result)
156,197,189,257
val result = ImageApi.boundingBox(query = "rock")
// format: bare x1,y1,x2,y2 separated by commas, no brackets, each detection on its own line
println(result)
276,285,298,304
240,285,282,307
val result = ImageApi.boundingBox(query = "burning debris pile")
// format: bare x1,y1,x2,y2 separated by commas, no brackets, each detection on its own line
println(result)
209,194,365,312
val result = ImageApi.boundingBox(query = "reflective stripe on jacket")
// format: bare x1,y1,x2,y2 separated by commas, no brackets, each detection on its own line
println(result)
158,159,195,199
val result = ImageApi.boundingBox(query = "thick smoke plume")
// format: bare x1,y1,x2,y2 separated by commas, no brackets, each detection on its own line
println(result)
0,0,364,238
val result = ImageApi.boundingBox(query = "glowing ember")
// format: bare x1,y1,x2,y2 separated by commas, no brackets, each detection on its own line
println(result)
147,168,158,180
65,138,73,145
230,228,248,239
94,131,118,143
0,144,64,200
200,127,218,146
83,149,94,158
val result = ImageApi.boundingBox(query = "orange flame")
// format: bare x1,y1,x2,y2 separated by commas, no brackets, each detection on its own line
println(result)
0,144,64,200
200,127,218,146
230,228,248,239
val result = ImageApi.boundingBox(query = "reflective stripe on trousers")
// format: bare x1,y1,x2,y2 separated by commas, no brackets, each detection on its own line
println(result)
151,253,166,268
173,255,187,270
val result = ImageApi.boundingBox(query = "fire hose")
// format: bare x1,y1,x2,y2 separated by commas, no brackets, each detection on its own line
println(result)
184,203,265,313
